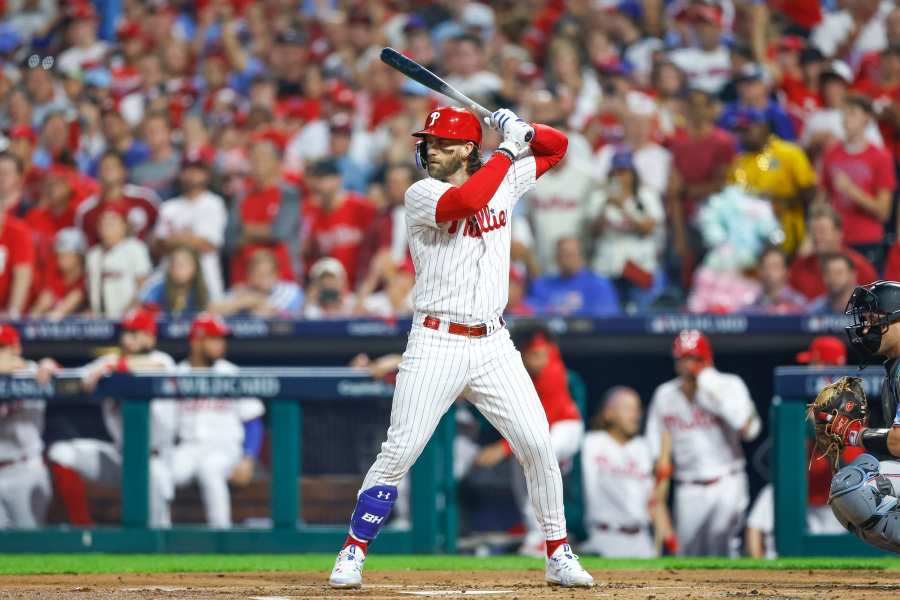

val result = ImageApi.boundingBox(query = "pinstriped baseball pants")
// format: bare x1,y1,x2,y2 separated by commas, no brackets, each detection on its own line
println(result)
361,323,567,540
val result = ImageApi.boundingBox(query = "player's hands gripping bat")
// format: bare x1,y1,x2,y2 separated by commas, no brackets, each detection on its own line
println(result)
808,376,868,472
492,108,535,159
380,47,533,141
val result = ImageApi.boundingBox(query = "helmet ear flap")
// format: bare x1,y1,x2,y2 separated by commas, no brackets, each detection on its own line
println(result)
415,140,428,170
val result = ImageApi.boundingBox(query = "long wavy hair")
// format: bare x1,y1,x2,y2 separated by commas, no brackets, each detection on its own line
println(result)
164,245,208,315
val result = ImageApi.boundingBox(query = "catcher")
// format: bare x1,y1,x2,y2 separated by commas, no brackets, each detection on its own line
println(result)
810,280,900,552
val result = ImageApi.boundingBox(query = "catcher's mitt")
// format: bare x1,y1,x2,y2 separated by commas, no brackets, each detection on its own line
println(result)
808,376,868,472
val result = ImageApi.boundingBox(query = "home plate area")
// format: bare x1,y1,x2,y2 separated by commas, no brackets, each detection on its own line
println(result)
3,569,900,600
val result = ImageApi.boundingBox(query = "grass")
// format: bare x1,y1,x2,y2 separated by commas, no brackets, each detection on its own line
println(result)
0,555,898,575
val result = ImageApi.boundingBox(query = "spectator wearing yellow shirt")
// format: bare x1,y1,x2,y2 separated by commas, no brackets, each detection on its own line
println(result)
726,108,818,255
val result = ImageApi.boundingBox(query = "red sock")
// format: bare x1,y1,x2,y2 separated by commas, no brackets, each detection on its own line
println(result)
344,534,368,554
546,537,568,558
50,463,94,526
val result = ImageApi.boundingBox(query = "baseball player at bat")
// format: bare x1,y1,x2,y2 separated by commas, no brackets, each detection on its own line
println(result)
46,308,177,527
645,330,761,556
169,313,265,528
329,106,594,588
0,324,52,529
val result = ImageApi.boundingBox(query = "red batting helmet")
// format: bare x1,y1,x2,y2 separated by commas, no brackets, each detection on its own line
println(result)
412,106,482,146
672,330,713,366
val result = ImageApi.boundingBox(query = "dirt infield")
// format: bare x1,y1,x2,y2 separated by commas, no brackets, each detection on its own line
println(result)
1,569,900,599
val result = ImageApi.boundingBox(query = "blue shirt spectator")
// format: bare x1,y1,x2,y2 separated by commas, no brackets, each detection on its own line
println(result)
719,64,796,142
527,238,621,317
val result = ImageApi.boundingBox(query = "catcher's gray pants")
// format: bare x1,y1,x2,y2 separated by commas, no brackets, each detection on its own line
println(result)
830,454,900,553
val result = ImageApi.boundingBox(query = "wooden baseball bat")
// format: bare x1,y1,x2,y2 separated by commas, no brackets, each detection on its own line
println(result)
380,47,533,141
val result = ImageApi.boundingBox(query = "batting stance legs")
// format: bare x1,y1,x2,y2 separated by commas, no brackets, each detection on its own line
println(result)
331,323,569,583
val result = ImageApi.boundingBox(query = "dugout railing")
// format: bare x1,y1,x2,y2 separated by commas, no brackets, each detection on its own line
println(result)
772,366,885,556
0,368,457,554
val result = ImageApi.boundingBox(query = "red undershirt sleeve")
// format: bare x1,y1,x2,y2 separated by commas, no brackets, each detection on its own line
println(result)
435,153,512,223
530,124,568,179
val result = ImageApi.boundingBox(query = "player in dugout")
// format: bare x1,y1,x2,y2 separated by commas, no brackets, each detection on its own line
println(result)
45,308,177,527
168,313,265,528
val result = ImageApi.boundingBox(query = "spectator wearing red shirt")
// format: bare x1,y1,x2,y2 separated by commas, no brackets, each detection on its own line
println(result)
303,158,376,289
0,152,27,219
854,45,900,163
818,95,896,270
666,89,736,282
26,165,84,242
29,228,86,320
780,47,826,138
5,126,43,210
789,203,878,300
0,209,36,318
224,139,300,284
355,163,413,300
75,151,159,247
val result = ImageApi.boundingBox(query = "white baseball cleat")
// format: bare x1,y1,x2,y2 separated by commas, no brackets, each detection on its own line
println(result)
328,543,366,588
545,544,594,588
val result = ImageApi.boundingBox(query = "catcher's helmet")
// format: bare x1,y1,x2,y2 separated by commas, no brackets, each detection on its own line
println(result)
845,280,900,357
412,107,482,169
672,329,713,366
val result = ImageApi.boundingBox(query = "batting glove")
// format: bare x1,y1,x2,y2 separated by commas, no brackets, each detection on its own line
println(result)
493,109,534,160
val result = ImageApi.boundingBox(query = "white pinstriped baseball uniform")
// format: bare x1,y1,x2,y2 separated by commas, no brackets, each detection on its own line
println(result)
360,149,568,541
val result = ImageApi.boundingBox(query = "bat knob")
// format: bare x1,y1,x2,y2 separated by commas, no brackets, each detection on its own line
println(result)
524,128,534,143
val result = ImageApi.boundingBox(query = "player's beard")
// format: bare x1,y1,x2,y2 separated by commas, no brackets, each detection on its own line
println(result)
427,154,464,181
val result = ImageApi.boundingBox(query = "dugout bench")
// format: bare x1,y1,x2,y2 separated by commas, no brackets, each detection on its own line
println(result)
0,368,457,554
772,366,886,556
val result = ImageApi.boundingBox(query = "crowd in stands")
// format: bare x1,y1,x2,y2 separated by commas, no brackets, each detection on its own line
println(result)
0,0,898,320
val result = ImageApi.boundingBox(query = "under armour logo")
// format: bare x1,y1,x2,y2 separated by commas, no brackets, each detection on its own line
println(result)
377,491,391,499
361,513,384,524
428,111,440,127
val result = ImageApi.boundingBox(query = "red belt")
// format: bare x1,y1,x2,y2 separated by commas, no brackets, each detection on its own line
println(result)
594,523,646,535
423,315,503,338
678,467,743,487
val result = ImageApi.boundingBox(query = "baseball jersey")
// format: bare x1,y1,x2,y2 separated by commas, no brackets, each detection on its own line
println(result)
75,185,160,247
304,192,378,286
83,351,178,452
404,152,537,324
0,360,44,461
581,431,654,527
522,133,596,273
667,46,731,95
174,359,265,446
646,368,755,481
85,238,153,319
0,216,36,308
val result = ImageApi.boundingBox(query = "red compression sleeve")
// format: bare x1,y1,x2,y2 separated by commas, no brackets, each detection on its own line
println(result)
435,153,512,223
530,124,568,178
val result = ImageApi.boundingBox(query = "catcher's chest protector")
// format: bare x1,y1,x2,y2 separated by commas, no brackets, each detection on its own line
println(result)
879,359,900,429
